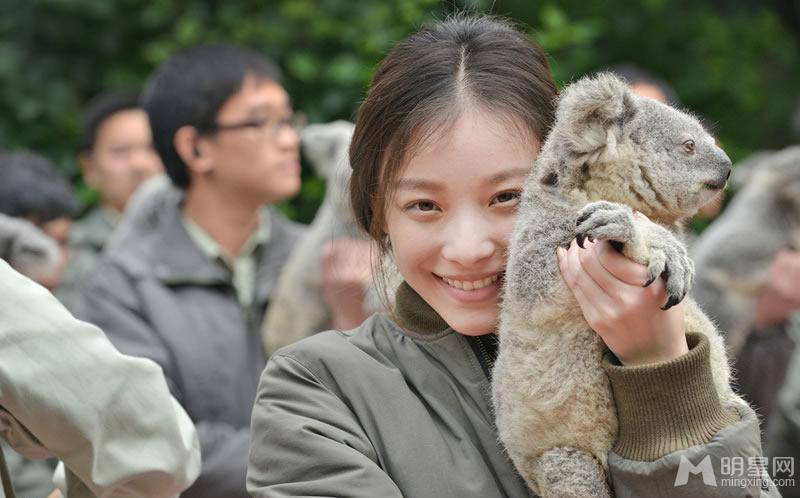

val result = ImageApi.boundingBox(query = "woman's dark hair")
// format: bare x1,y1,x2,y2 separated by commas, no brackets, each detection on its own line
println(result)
349,14,557,268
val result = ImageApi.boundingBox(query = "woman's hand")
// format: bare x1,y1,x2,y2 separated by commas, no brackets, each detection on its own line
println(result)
321,237,375,330
557,238,688,366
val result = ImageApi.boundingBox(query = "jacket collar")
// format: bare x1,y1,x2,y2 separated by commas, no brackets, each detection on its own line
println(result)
393,281,450,336
146,198,230,286
142,196,282,307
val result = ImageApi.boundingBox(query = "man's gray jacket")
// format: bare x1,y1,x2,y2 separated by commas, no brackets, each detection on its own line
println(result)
78,195,304,498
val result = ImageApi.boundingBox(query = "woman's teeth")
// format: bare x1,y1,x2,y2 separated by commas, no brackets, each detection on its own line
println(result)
442,274,499,291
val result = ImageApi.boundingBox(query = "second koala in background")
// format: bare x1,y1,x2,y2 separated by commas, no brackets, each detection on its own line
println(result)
693,145,800,353
0,213,61,283
493,73,746,497
262,121,392,354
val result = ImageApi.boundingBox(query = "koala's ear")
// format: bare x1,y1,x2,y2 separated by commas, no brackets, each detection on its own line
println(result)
557,73,637,158
301,121,355,179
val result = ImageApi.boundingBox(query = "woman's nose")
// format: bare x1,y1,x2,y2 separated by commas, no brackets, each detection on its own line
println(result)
440,213,497,265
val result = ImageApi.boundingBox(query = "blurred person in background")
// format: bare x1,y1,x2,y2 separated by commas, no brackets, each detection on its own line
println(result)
0,149,78,495
607,62,679,106
77,45,306,498
692,147,800,497
56,91,163,310
0,149,198,497
0,150,79,291
688,146,800,497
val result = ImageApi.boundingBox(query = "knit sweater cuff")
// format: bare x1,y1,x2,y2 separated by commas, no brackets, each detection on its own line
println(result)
602,332,740,462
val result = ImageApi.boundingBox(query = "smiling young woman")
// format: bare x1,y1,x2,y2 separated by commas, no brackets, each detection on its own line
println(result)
247,14,777,498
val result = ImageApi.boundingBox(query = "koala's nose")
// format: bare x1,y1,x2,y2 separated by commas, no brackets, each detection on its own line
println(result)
716,148,732,177
717,162,732,187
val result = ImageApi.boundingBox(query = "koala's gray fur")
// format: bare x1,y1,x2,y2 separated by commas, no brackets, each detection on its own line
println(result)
0,213,60,280
692,145,800,354
492,73,746,497
105,174,179,253
262,121,393,353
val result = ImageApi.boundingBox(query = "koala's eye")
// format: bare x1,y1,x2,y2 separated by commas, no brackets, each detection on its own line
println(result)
683,139,696,153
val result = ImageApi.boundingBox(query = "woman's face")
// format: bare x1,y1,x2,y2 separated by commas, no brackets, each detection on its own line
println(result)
385,110,540,335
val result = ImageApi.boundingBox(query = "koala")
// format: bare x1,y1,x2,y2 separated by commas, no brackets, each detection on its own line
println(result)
692,145,800,354
0,213,60,280
262,121,394,353
492,73,746,497
105,174,179,253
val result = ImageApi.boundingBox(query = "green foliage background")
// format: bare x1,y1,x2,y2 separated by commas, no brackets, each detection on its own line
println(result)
1,0,798,223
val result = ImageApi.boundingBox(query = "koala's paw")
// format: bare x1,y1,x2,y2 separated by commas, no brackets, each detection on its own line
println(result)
638,224,694,310
574,201,636,249
575,201,693,310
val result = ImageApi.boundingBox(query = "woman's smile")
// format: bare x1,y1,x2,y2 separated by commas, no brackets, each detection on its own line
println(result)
434,271,505,303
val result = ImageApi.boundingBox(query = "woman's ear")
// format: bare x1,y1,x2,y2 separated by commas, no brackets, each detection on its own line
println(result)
77,151,100,188
174,125,213,175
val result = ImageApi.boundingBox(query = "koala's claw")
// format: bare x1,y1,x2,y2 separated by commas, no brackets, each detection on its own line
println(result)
647,255,692,310
574,201,694,308
574,201,635,251
575,211,592,227
661,294,683,311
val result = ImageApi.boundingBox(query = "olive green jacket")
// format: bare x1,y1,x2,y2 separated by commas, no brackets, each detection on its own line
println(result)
248,283,781,497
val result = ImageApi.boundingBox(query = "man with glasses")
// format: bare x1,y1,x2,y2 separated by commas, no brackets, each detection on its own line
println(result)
77,45,306,498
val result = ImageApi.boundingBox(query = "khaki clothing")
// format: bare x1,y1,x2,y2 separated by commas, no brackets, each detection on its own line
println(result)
248,283,780,497
79,195,304,498
0,259,200,497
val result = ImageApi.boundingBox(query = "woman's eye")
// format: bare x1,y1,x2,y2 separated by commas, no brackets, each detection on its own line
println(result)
491,191,522,205
407,201,439,212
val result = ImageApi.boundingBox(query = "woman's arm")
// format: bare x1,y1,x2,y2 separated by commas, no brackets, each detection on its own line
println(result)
558,239,781,497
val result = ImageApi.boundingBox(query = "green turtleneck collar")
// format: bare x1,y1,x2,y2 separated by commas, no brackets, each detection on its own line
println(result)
393,281,450,335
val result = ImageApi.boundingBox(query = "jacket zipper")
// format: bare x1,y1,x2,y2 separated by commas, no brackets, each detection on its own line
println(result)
467,334,497,380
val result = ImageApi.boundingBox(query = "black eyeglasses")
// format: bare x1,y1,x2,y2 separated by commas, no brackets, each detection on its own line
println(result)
203,113,307,139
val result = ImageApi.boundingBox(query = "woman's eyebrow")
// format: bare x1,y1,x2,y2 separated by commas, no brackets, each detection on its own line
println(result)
485,167,530,185
395,178,444,192
396,168,529,191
